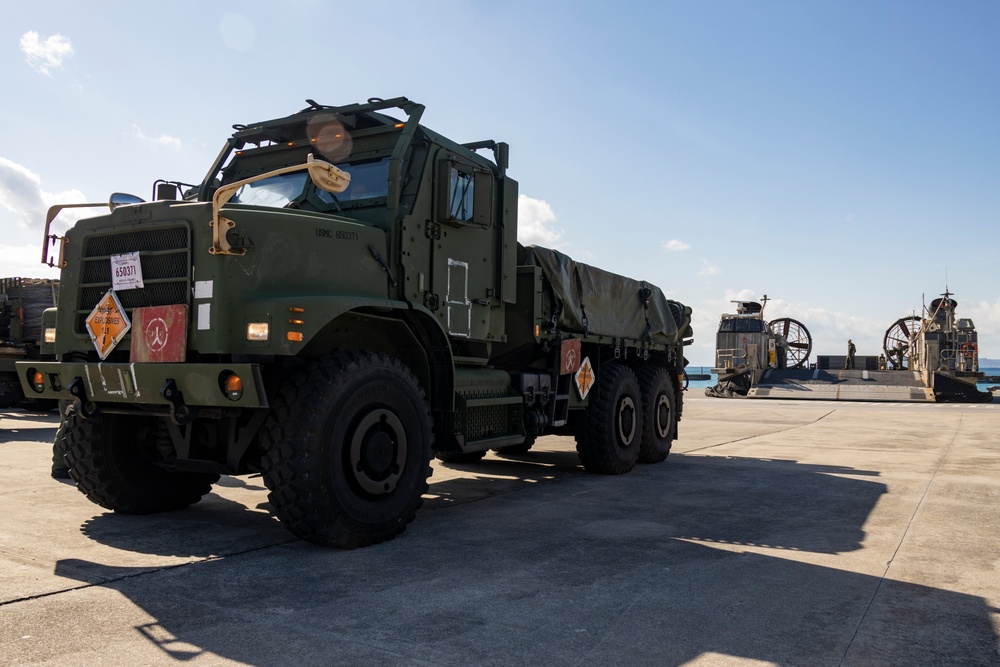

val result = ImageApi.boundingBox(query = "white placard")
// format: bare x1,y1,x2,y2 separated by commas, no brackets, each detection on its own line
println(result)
198,302,211,330
110,252,144,290
194,280,214,299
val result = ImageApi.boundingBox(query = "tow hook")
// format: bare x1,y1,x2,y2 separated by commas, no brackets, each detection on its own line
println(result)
160,379,194,425
67,377,98,418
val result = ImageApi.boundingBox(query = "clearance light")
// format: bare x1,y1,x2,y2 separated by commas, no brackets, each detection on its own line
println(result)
287,331,304,342
44,327,56,344
29,369,45,393
288,318,304,325
224,373,244,401
394,123,405,128
246,322,269,341
534,324,540,337
288,306,304,313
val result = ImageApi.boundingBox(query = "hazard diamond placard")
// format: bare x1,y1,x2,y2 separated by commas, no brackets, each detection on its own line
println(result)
86,290,131,359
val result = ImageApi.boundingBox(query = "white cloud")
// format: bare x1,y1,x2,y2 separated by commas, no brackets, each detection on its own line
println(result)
0,157,87,232
966,299,1000,361
20,31,74,76
130,125,182,148
0,243,60,279
663,239,690,252
698,260,721,276
517,194,561,246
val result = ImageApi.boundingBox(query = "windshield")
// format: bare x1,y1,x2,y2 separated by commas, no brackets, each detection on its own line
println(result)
226,156,391,210
230,172,309,208
321,157,390,203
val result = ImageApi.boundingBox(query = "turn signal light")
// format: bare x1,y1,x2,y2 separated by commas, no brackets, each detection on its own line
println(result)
29,369,45,393
287,331,303,342
224,373,243,401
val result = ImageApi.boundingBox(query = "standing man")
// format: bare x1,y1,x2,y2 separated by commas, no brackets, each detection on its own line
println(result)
845,339,857,370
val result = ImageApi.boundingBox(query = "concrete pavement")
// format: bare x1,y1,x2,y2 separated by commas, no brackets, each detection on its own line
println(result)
1,395,998,666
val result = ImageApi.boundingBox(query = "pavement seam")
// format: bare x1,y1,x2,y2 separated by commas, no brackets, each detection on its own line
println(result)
0,539,298,609
837,412,963,666
680,408,837,453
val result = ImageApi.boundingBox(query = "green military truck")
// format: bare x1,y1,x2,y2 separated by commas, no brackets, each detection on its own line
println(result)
1,277,58,410
20,97,692,548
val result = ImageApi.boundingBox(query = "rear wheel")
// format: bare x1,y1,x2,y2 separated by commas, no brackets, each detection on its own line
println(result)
575,363,642,474
637,366,676,463
63,412,218,513
261,351,434,549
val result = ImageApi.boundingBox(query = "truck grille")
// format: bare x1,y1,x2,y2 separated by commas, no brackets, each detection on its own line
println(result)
76,225,192,334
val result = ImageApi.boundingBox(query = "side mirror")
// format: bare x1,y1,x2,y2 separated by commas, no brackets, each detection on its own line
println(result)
109,193,145,209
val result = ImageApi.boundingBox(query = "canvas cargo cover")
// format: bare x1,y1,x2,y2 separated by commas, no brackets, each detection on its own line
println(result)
519,245,692,345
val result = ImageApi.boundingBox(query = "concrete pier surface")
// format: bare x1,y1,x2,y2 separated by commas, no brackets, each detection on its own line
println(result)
1,395,998,666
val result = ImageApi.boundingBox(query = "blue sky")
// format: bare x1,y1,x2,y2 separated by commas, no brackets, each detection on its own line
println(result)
2,1,998,366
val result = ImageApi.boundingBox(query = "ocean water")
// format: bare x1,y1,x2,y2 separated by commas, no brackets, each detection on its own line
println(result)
685,367,1000,393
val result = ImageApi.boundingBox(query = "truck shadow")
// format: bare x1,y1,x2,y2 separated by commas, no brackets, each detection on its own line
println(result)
51,451,1000,665
0,408,58,442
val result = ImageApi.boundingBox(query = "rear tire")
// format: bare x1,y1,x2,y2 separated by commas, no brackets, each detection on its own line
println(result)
64,412,218,513
637,366,676,463
575,363,643,474
261,351,434,549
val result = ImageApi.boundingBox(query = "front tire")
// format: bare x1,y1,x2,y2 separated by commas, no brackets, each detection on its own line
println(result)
261,351,434,549
575,363,643,474
63,412,218,513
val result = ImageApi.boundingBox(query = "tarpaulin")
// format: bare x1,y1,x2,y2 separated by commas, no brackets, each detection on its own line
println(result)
518,245,692,345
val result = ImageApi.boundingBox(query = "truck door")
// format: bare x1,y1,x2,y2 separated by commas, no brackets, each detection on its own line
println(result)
430,152,500,342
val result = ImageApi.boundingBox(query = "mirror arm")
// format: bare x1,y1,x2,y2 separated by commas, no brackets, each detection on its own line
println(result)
41,203,109,268
209,155,349,256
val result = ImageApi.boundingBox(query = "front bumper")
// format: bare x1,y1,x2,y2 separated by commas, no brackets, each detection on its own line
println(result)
16,361,269,410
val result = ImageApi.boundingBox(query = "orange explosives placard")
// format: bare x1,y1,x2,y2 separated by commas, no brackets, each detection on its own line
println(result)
86,290,131,359
575,356,595,400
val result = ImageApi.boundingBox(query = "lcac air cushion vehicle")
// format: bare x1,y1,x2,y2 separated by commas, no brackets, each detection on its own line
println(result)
706,291,989,403
20,97,693,548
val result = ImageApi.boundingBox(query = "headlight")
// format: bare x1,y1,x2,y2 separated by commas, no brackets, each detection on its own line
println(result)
44,327,57,344
246,322,269,341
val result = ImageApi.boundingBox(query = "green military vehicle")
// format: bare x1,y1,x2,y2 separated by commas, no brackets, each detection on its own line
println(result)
20,97,692,548
1,277,59,410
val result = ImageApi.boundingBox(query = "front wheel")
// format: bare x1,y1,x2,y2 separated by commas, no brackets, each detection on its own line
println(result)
261,351,434,549
575,363,643,474
63,412,218,513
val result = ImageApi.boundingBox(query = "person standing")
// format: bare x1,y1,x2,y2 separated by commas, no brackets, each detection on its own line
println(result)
845,339,857,370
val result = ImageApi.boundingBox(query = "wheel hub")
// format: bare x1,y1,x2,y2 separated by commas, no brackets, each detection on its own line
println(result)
617,396,636,447
349,409,407,495
654,394,671,439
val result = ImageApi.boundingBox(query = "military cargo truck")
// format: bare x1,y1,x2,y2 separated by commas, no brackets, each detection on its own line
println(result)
1,277,58,409
20,97,692,548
